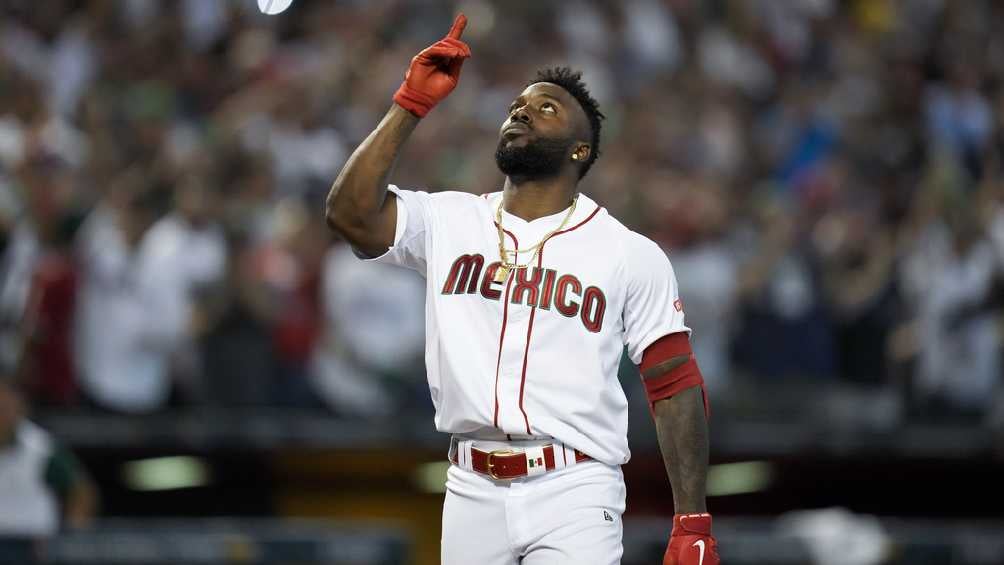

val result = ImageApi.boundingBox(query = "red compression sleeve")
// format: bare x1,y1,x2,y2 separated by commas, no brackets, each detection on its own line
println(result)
639,332,709,417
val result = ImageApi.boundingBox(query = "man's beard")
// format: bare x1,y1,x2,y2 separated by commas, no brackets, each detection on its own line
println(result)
495,135,574,180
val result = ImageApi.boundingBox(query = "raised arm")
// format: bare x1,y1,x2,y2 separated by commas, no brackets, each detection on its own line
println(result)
325,106,419,257
325,14,470,258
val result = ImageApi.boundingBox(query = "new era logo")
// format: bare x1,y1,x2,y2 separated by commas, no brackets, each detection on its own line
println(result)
603,510,614,522
674,299,684,312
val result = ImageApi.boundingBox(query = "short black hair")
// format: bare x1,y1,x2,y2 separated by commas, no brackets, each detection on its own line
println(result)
531,67,604,179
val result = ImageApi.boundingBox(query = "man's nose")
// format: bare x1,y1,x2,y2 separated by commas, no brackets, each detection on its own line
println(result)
512,107,532,124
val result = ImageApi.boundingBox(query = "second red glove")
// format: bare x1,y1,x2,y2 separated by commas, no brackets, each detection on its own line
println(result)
664,513,720,565
393,14,471,118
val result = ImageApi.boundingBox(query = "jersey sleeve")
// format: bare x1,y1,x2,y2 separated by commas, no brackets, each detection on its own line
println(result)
622,235,690,364
361,185,434,276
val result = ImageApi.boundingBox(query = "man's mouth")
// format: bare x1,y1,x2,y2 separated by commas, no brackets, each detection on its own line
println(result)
502,123,531,139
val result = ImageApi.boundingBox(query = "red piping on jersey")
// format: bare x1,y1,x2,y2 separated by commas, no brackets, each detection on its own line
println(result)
493,228,518,429
515,202,602,435
551,204,601,238
517,253,540,435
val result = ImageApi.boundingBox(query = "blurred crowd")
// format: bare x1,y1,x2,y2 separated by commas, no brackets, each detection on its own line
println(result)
1,0,1003,426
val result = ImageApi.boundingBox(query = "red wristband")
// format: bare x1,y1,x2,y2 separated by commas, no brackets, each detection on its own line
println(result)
673,513,712,536
393,83,438,118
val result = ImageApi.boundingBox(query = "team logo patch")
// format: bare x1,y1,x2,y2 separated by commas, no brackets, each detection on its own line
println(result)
674,299,684,312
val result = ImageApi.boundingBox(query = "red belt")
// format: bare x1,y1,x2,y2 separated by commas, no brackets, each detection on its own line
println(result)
451,444,591,480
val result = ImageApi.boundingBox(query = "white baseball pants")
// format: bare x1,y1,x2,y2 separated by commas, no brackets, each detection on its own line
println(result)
441,441,626,564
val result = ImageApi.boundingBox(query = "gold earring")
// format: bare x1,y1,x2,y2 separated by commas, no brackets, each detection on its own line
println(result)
572,154,579,160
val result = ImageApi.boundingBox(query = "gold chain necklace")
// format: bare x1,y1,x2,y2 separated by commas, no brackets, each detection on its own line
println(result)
494,194,578,283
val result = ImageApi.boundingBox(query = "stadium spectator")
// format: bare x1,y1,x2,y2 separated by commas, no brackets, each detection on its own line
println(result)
0,375,97,560
241,198,329,407
0,197,39,375
925,60,993,180
311,240,425,417
651,177,738,392
816,206,899,385
72,173,183,413
199,229,277,406
21,207,82,406
909,199,999,419
139,175,227,401
731,197,837,380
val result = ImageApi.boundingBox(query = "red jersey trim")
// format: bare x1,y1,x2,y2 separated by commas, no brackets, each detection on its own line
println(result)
516,248,543,435
514,201,602,435
493,228,518,429
490,200,601,237
551,204,601,238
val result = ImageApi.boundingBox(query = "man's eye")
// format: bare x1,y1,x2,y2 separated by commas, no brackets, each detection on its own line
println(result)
541,103,556,114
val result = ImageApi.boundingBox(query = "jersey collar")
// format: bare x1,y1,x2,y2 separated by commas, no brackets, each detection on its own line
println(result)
490,191,600,230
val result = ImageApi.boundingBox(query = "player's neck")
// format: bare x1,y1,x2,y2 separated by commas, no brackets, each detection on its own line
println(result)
501,177,577,222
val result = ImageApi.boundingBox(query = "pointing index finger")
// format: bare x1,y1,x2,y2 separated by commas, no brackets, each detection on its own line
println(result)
446,13,467,40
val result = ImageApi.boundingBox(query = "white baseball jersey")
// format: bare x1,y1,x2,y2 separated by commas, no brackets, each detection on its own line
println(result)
366,186,689,465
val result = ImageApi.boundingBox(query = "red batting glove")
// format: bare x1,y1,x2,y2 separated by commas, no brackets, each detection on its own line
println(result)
664,513,720,565
393,14,471,118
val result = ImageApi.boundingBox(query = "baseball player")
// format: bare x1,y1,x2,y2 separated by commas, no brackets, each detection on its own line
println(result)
326,14,720,565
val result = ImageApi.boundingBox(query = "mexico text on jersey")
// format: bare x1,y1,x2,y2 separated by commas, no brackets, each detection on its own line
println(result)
442,255,607,333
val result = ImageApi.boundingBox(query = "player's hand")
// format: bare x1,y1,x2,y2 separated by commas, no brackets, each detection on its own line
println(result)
393,13,471,118
663,513,720,565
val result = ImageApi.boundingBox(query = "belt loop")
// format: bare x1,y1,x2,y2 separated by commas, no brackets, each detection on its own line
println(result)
563,444,576,468
552,442,567,470
461,440,474,471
